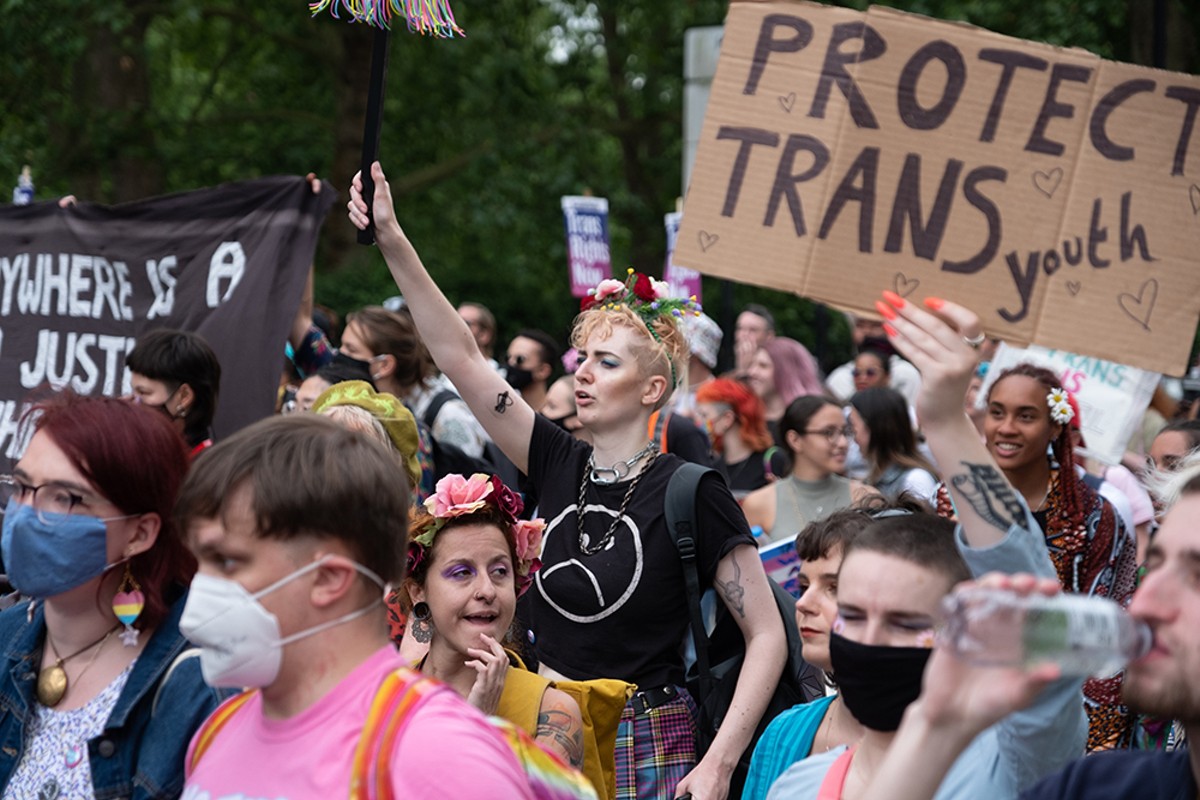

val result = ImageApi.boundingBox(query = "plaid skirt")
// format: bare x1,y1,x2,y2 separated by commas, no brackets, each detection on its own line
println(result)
614,688,699,800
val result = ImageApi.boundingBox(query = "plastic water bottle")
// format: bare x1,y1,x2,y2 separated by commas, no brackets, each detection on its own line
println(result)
750,525,766,544
939,588,1151,678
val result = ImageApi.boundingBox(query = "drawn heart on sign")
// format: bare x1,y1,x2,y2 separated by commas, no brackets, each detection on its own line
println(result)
1032,168,1064,198
893,272,920,298
778,93,796,113
1190,184,1200,215
1065,281,1081,296
1117,278,1158,331
697,231,720,252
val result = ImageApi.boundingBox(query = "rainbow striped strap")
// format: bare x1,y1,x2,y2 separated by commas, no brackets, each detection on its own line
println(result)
489,718,599,800
350,667,440,800
188,690,258,774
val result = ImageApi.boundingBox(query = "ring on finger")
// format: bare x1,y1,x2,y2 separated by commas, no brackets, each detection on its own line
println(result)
962,332,986,349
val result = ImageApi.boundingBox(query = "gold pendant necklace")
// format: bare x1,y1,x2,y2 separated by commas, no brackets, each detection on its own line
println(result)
36,625,118,707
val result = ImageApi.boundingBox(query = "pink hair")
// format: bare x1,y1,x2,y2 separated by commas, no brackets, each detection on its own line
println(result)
761,337,824,404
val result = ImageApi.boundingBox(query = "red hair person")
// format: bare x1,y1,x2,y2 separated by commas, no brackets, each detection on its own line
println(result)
695,378,789,501
936,362,1138,751
0,393,224,798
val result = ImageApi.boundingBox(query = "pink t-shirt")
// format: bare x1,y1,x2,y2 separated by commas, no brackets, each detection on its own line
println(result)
184,646,533,800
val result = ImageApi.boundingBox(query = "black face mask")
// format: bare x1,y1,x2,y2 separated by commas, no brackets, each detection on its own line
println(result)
505,364,534,390
546,413,576,432
829,632,931,732
328,351,377,386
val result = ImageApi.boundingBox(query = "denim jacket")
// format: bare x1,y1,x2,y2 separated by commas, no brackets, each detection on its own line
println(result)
0,586,228,800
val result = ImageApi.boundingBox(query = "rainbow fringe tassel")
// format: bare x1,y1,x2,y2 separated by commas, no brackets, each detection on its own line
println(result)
309,0,465,37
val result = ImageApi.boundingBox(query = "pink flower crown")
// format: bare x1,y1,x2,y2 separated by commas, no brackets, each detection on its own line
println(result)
407,473,544,597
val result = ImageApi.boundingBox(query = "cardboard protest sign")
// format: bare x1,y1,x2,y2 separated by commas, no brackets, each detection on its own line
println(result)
677,1,1200,376
978,343,1159,466
0,176,335,456
562,196,612,297
664,211,703,302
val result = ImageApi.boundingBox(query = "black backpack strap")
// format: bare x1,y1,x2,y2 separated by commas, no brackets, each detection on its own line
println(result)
422,388,460,430
665,462,718,697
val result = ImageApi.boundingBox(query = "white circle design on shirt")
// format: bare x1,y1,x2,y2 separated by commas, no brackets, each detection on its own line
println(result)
535,501,644,623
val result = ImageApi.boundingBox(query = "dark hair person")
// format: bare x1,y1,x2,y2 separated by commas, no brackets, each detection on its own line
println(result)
394,473,609,788
936,362,1138,751
0,394,224,799
848,387,938,504
743,396,877,543
126,329,222,455
351,164,787,800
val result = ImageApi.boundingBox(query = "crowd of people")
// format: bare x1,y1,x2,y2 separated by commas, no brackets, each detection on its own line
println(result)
0,162,1196,800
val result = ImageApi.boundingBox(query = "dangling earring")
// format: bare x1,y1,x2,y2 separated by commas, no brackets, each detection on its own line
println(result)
113,564,145,647
410,602,433,644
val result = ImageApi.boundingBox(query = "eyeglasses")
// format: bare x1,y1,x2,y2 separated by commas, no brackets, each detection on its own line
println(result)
1146,454,1183,473
852,368,881,379
803,425,855,443
0,476,96,525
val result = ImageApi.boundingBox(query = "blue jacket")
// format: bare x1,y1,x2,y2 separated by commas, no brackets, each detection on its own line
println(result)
0,587,227,799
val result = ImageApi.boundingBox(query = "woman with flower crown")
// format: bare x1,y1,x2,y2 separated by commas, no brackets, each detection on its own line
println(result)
350,163,787,800
934,362,1137,751
398,473,589,775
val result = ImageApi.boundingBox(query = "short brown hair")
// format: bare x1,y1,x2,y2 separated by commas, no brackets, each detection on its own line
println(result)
795,494,931,561
347,306,435,391
841,511,970,588
176,415,409,582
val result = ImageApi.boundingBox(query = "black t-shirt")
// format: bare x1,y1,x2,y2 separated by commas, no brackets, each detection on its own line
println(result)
1020,748,1195,800
526,415,755,688
720,448,789,500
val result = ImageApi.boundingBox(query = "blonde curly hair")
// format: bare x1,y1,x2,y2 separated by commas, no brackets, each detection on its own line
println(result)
570,304,688,410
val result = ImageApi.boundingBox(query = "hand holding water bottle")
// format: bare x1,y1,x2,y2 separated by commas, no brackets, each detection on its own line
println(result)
904,572,1067,739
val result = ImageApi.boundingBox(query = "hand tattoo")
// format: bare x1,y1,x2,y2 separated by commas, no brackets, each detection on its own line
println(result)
949,462,1028,532
717,557,746,619
495,391,513,414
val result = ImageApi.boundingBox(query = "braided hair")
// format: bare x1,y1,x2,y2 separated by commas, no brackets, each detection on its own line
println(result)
986,363,1087,524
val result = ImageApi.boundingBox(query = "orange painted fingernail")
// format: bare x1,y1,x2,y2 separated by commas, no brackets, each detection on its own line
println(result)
883,322,898,338
875,300,897,321
882,290,906,308
924,296,945,311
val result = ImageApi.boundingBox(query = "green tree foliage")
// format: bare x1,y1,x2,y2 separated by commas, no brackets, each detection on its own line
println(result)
1,0,1194,365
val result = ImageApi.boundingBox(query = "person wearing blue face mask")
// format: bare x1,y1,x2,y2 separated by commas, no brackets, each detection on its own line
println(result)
0,393,226,800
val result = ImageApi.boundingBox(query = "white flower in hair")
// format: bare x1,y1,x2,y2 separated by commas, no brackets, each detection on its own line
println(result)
1047,388,1074,425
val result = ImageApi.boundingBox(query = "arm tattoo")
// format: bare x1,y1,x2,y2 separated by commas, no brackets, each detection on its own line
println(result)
717,556,746,619
536,709,584,768
495,391,513,414
949,462,1028,532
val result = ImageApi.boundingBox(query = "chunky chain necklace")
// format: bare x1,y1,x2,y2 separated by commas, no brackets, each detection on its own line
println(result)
578,442,659,555
588,441,658,485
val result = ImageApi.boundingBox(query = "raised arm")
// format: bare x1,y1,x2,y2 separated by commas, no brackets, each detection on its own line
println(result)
349,163,534,472
878,293,1029,549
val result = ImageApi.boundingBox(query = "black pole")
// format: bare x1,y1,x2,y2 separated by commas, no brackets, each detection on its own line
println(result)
1152,0,1167,69
358,28,392,246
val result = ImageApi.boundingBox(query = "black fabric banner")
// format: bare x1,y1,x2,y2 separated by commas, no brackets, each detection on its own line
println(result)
0,176,336,455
